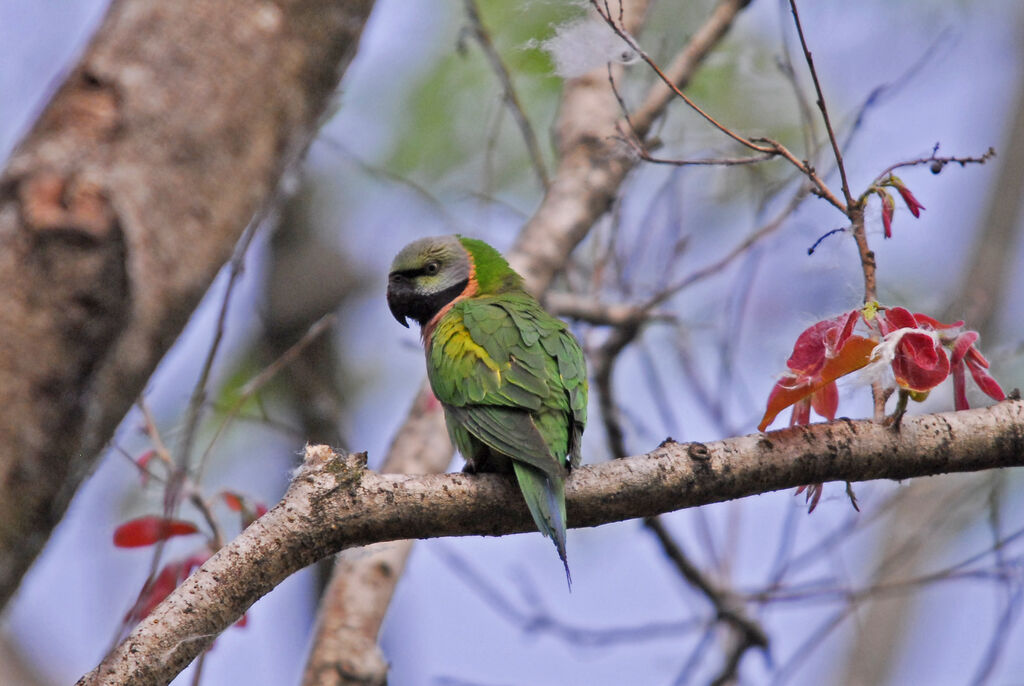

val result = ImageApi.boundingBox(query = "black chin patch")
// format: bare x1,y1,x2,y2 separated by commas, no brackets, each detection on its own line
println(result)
388,277,469,328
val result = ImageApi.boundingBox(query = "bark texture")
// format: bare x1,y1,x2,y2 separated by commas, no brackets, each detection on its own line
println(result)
80,399,1024,686
0,0,375,607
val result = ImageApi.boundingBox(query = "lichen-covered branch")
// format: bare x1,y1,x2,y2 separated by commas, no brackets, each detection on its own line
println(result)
81,399,1024,686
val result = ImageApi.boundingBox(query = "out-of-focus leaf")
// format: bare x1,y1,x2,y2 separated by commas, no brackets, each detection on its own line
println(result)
113,516,201,548
386,0,573,186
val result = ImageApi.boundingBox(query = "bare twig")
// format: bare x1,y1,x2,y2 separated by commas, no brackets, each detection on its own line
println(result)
432,544,701,645
593,0,773,154
969,584,1024,686
196,312,337,480
645,517,768,685
589,291,769,686
174,222,260,505
661,183,812,301
595,0,851,213
621,133,776,167
787,0,853,209
462,0,549,189
868,146,996,192
545,292,673,327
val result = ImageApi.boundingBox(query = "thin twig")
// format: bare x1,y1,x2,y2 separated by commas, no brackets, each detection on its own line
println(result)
432,544,700,646
318,135,468,232
463,0,550,190
621,133,776,167
969,584,1024,686
863,146,996,198
175,221,260,495
661,182,811,301
195,312,337,480
591,300,769,685
592,0,775,155
774,2,819,159
595,0,848,214
787,0,853,209
545,292,673,327
646,517,769,649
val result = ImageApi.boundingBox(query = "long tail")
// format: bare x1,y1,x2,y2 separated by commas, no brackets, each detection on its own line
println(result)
512,462,571,589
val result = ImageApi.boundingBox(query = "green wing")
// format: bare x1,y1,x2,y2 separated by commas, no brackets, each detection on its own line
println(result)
427,292,587,471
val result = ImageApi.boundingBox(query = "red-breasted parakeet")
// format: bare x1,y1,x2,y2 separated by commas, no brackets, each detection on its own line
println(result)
387,235,587,584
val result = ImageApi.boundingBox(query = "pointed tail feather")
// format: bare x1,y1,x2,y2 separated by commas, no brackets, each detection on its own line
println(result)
512,462,571,589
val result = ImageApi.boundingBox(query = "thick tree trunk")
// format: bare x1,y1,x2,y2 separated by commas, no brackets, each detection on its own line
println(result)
0,0,375,608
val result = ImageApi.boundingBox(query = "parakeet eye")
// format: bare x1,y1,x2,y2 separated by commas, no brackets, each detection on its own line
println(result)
424,261,440,275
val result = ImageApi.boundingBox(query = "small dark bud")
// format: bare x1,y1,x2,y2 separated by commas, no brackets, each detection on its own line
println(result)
930,160,943,174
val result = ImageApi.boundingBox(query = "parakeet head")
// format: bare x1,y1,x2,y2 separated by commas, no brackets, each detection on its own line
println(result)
387,235,521,328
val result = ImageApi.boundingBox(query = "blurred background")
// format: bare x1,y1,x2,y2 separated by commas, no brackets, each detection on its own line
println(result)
2,0,1023,684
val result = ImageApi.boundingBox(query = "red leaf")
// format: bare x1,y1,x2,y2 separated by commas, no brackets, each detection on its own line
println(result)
125,561,183,624
911,312,962,331
878,190,895,238
790,395,812,426
951,361,969,411
759,335,876,431
810,382,839,421
821,335,878,379
879,306,917,333
806,483,824,513
761,377,808,432
786,311,859,374
950,331,979,365
896,185,925,218
966,357,1006,402
123,550,212,626
221,491,244,512
113,516,200,548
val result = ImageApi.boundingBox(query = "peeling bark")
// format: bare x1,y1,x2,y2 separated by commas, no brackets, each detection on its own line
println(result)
0,0,376,607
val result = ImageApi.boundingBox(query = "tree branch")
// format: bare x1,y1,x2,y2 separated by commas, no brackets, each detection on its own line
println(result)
510,0,749,294
80,400,1024,686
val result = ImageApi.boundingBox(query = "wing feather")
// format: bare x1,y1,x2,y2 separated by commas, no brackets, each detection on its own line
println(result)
427,294,586,473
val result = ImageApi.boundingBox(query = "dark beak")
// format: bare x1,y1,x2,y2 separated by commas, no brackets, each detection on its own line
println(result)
387,273,410,328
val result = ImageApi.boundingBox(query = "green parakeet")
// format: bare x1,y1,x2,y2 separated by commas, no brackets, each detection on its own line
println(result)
387,235,587,584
